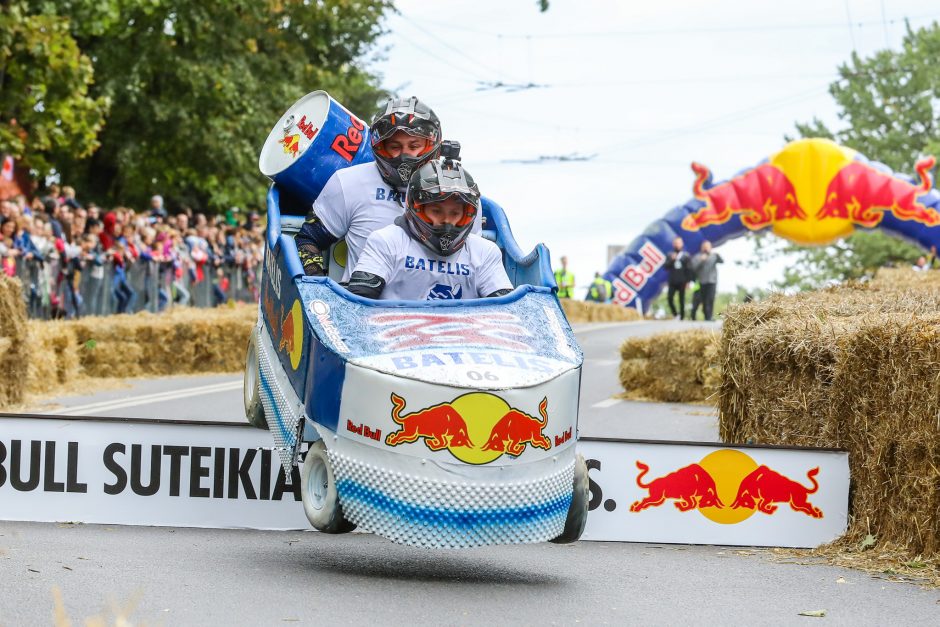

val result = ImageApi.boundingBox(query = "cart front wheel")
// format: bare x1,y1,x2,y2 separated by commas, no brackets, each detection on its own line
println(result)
244,330,267,430
301,441,356,534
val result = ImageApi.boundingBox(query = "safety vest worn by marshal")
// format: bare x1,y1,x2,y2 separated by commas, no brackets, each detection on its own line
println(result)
554,269,574,298
586,277,612,302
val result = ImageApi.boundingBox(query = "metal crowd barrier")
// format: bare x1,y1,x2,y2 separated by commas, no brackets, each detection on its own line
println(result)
14,256,258,319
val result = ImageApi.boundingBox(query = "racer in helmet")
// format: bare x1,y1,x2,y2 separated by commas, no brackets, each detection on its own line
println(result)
294,97,481,279
370,96,441,188
346,158,513,301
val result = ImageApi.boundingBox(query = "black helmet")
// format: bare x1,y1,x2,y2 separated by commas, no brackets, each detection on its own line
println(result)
403,159,479,257
370,97,442,188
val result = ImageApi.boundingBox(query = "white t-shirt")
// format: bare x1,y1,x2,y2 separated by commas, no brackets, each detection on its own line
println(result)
354,224,513,301
312,163,482,281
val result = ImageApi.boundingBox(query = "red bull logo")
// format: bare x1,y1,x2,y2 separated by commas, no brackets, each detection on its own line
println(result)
630,449,824,524
680,138,939,245
277,300,304,370
383,392,557,464
279,133,300,158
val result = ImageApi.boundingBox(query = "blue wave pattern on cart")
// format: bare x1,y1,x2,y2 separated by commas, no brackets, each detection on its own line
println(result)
337,479,572,549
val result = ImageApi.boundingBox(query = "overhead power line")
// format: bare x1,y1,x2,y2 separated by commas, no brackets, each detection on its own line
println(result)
407,11,940,39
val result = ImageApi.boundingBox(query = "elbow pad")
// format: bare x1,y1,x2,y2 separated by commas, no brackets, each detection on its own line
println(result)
346,271,386,299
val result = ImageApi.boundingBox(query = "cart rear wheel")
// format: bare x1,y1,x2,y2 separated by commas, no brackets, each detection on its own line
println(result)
301,441,356,534
550,454,589,544
244,330,267,429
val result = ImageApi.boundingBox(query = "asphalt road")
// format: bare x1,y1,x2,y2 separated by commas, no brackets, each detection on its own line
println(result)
3,522,937,626
7,320,938,625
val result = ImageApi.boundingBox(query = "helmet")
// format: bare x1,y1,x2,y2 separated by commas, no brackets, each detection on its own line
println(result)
403,159,480,257
370,97,442,188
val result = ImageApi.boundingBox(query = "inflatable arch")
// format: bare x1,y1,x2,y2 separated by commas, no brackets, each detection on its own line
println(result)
604,138,940,311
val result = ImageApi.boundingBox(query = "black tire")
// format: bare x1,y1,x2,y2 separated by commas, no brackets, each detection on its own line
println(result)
243,330,267,429
300,441,356,534
550,453,590,544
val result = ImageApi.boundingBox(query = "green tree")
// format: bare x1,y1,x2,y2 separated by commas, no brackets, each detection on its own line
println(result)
775,21,940,287
12,1,391,211
0,2,109,176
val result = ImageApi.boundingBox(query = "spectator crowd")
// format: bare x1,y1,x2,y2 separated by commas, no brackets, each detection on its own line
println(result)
0,186,265,318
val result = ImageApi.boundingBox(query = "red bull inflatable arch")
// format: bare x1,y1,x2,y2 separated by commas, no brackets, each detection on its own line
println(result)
604,138,940,310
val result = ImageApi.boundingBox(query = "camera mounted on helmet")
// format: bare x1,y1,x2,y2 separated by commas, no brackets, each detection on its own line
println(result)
402,159,480,257
370,96,442,188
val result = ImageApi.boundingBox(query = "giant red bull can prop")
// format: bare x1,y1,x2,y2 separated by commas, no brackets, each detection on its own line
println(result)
258,90,375,206
605,138,940,311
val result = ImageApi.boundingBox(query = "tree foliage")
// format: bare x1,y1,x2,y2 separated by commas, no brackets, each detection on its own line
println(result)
0,2,109,176
777,21,940,288
3,1,392,211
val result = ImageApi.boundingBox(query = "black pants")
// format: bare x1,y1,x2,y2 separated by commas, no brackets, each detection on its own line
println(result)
700,283,717,321
667,283,686,319
690,289,702,320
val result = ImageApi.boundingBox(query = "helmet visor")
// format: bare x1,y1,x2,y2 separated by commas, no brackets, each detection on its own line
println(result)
413,192,478,228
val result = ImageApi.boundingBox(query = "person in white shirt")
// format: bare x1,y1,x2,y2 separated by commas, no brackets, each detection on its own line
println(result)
295,96,479,280
347,158,513,301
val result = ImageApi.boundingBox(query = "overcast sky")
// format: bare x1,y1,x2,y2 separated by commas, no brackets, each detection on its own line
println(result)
370,0,939,295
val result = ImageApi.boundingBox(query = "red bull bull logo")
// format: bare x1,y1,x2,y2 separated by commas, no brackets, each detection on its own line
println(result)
815,156,939,228
629,462,723,512
481,397,552,456
630,449,824,523
680,138,939,245
279,133,300,158
277,300,304,370
682,162,803,232
383,392,557,464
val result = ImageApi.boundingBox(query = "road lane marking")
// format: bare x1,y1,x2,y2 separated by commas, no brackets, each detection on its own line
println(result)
591,398,623,409
572,322,642,334
586,358,620,366
45,380,243,415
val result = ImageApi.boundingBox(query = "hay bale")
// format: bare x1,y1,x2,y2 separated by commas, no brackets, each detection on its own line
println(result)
719,281,940,559
561,300,642,323
25,321,80,395
0,275,28,407
63,305,256,377
619,329,720,403
18,304,257,399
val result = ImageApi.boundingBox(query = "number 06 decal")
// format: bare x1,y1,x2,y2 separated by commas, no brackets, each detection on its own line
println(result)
466,370,499,382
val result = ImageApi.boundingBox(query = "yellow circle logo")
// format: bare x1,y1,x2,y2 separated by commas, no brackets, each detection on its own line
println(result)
696,449,758,524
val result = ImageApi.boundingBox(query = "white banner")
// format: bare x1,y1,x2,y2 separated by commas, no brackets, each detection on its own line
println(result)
0,416,849,547
0,416,309,530
581,438,849,548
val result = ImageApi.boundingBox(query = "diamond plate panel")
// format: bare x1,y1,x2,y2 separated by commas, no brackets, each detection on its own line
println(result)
255,324,304,473
330,450,574,548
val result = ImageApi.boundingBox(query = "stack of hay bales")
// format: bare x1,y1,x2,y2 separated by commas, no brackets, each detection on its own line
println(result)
619,329,720,402
6,304,258,404
719,271,940,559
561,300,642,323
0,275,28,406
33,305,257,381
